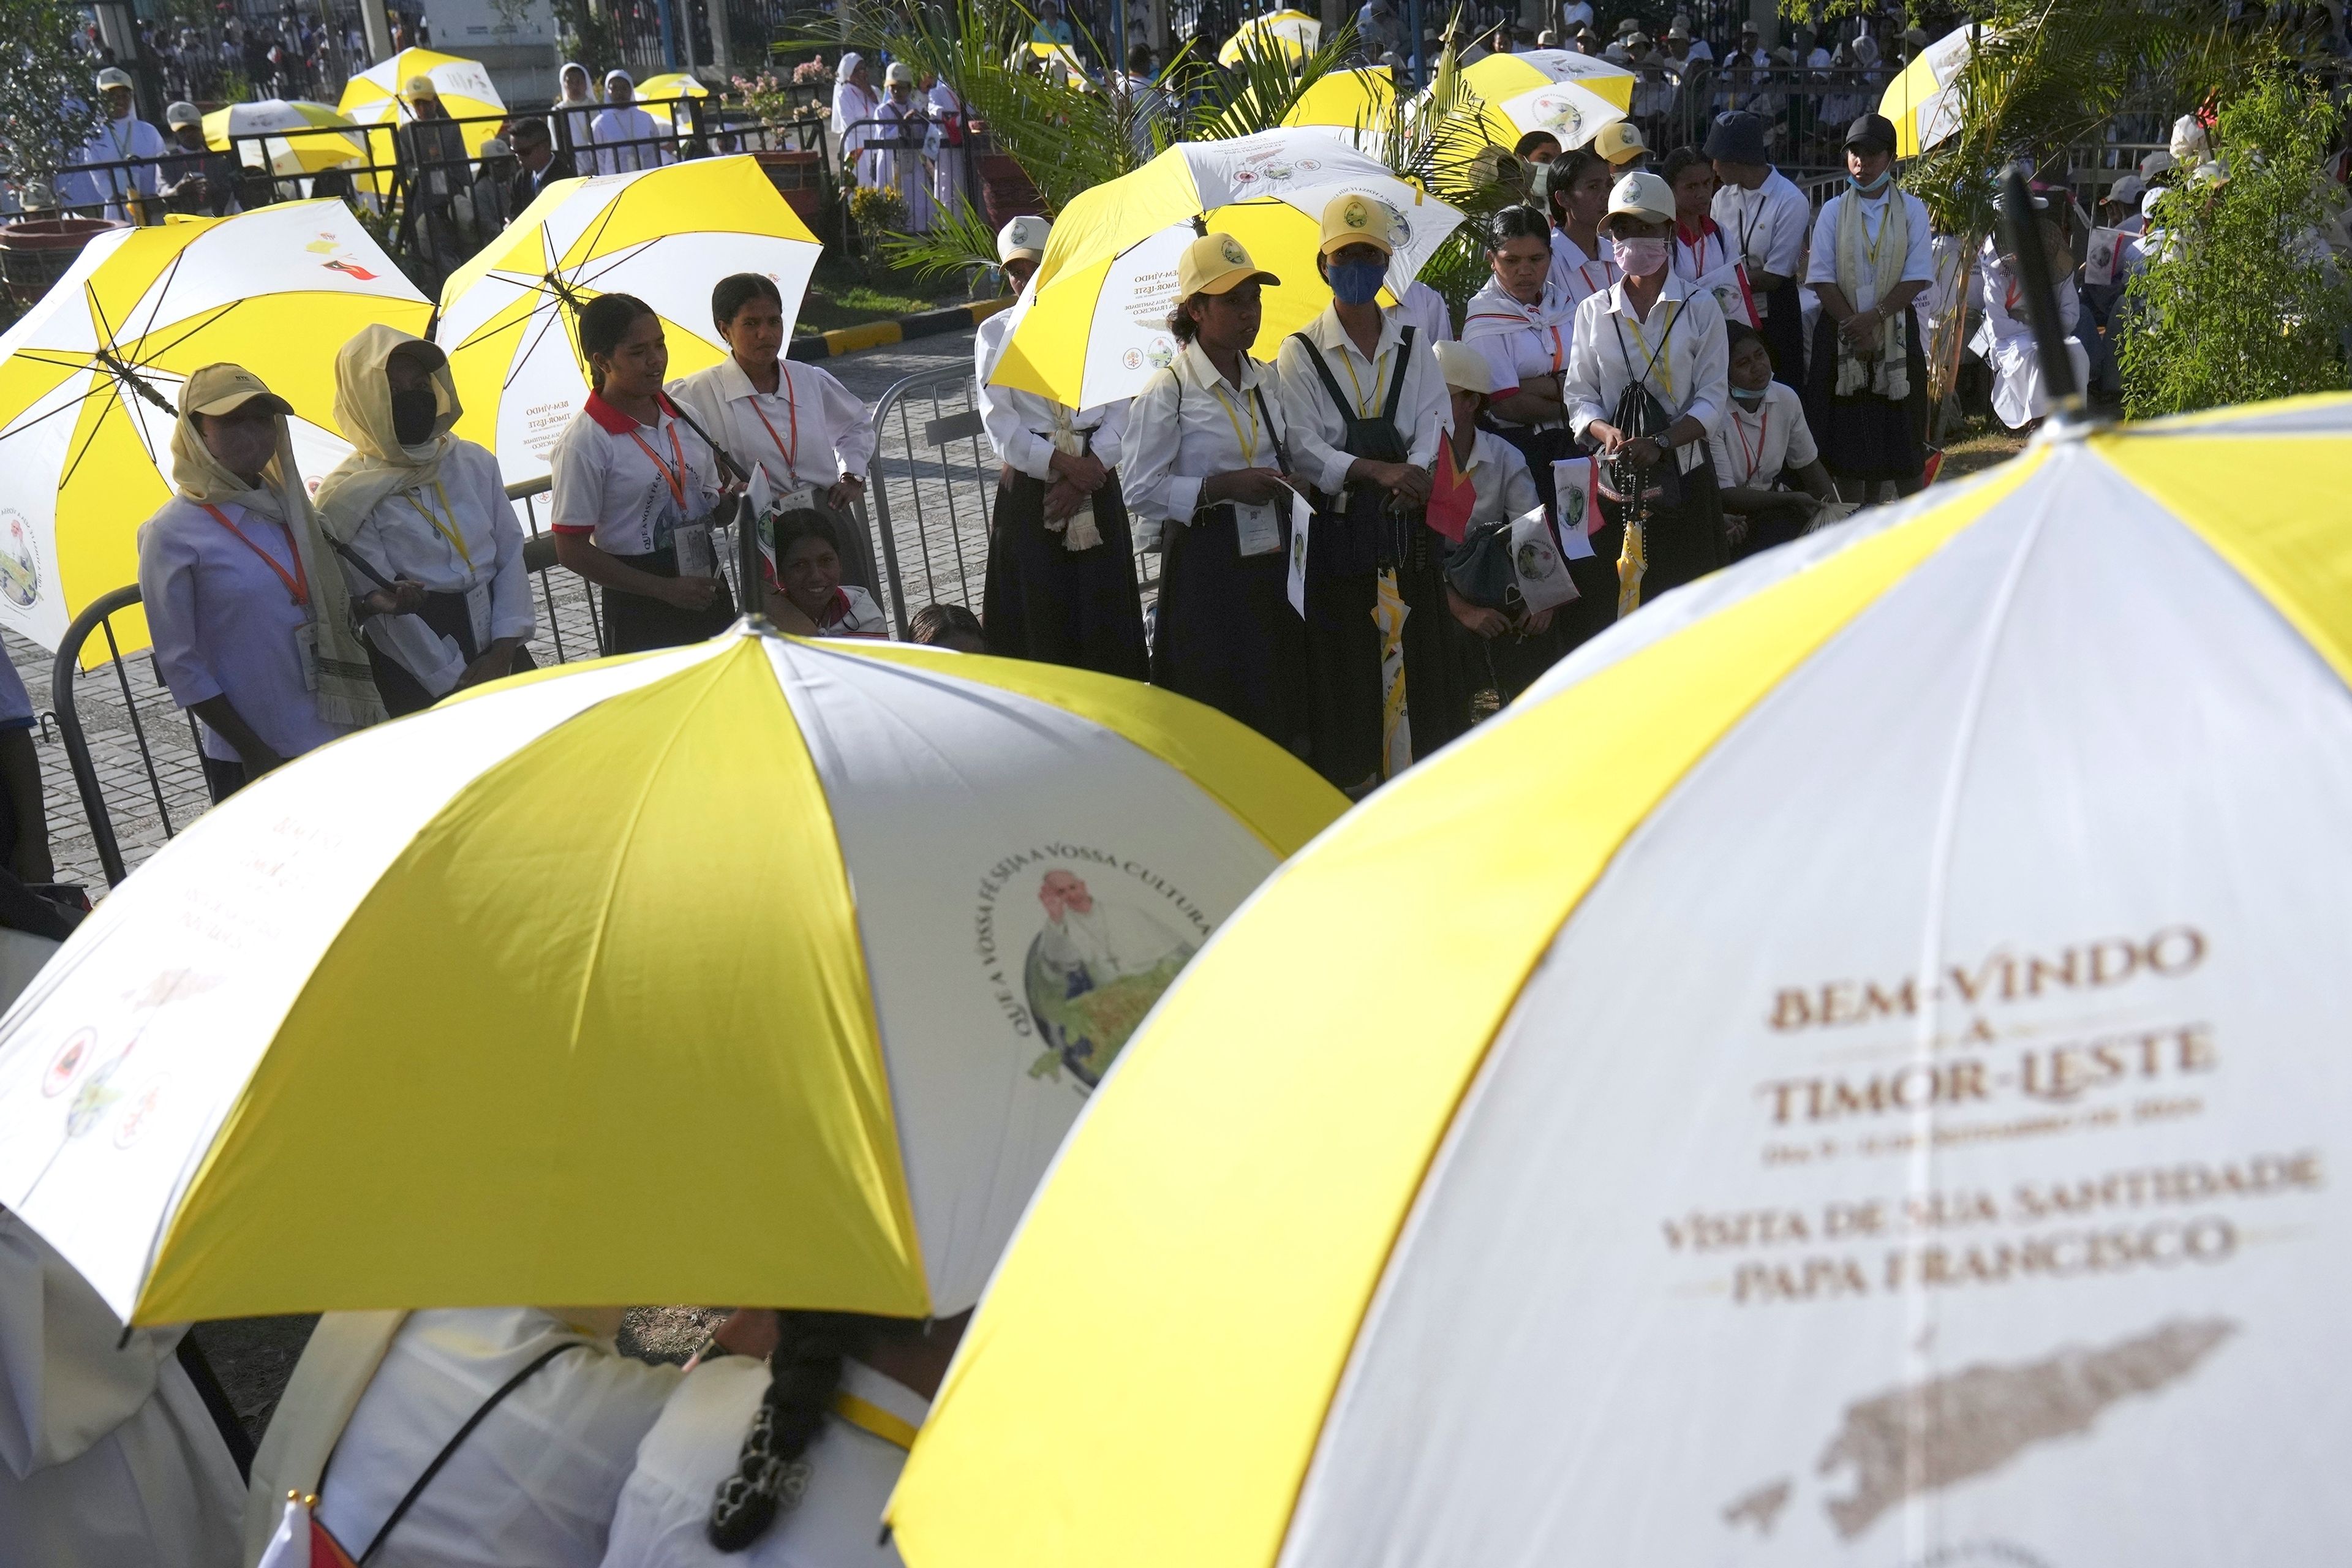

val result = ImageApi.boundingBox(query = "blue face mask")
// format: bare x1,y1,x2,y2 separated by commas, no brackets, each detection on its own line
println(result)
1849,167,1893,195
1328,258,1387,306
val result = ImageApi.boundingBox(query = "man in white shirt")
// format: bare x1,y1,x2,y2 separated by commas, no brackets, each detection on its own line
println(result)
1705,110,1809,383
1711,321,1842,557
62,67,167,221
973,216,1149,677
1276,192,1448,793
1802,112,1936,499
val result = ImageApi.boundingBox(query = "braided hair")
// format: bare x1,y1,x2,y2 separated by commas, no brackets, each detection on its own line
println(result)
707,1311,930,1553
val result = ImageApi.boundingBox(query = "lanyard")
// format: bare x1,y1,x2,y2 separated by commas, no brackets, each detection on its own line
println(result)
831,1390,917,1450
1619,299,1681,403
1209,380,1261,468
1336,341,1390,418
1677,223,1719,274
401,480,473,570
626,417,690,510
748,377,800,478
1732,405,1769,483
202,503,309,606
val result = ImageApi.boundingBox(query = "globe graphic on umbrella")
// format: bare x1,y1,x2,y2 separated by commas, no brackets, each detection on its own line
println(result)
1022,868,1195,1088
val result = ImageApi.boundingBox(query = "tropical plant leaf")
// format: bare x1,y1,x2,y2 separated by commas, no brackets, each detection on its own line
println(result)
879,195,1010,288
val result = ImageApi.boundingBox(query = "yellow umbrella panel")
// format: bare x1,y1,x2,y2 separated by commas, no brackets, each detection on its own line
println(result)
339,48,508,195
1280,67,1395,134
0,628,1346,1325
0,200,428,655
1219,8,1321,66
633,71,710,129
1880,26,1976,158
889,398,2352,1565
432,154,821,489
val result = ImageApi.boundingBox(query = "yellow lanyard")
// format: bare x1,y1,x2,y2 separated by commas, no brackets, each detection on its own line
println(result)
401,480,473,570
1210,380,1261,468
831,1391,918,1450
1620,300,1681,403
1336,341,1390,417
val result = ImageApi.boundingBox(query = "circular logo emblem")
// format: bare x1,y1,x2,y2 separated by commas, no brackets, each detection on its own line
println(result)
1221,238,1247,266
1344,200,1369,230
1148,337,1175,369
1121,347,1144,370
0,510,42,609
42,1028,94,1098
1296,157,1323,173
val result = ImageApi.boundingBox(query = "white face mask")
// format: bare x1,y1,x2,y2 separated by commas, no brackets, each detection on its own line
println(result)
1611,235,1670,276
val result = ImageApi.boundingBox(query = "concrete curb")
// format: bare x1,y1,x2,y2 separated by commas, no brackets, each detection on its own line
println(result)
788,295,1014,361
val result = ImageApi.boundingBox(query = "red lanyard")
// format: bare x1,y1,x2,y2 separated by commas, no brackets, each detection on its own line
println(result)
201,503,308,606
748,374,799,478
1732,405,1769,484
1545,323,1567,373
627,417,689,510
1678,223,1719,274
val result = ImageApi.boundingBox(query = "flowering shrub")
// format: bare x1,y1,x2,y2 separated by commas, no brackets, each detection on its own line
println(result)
792,58,835,89
731,71,796,122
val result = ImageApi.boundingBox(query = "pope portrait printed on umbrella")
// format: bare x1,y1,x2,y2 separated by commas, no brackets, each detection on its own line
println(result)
1023,867,1194,1088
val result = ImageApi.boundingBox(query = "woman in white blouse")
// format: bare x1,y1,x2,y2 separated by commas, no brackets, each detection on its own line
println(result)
315,325,535,715
1462,206,1585,515
591,70,671,175
1122,233,1306,752
1562,170,1730,636
549,293,744,654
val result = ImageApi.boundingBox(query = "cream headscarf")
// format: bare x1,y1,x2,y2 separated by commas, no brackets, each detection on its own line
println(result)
831,53,871,137
168,365,386,729
313,323,463,545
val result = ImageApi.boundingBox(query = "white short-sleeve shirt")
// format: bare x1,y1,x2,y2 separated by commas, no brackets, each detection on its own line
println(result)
1708,381,1820,489
1711,168,1811,281
1804,187,1937,314
548,393,725,557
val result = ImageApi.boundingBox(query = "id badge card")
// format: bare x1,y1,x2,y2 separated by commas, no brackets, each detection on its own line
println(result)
777,481,820,516
464,579,492,649
1234,500,1282,557
672,519,717,578
293,620,320,692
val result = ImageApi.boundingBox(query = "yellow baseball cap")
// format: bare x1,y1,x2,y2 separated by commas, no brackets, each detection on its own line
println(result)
184,363,292,418
1594,121,1648,165
1178,233,1282,297
403,74,439,101
1317,192,1394,257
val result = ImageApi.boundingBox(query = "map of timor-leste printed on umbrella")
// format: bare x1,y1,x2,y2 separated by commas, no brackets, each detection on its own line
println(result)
0,201,428,655
432,156,822,491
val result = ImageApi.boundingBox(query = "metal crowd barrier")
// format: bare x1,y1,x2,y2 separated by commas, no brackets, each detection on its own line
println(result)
864,369,1159,643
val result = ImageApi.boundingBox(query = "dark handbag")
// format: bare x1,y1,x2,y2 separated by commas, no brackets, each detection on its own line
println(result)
1441,522,1521,612
1289,326,1417,577
1601,315,1686,513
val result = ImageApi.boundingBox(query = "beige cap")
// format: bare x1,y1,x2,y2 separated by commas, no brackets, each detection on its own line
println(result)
1594,121,1647,165
403,74,438,100
1434,339,1500,396
1178,232,1281,297
997,213,1050,262
1601,170,1675,229
184,363,292,418
96,66,134,91
1318,192,1393,257
166,100,203,128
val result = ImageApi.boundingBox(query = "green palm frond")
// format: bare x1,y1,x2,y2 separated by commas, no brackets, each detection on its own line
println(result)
878,195,1009,288
1178,24,1365,143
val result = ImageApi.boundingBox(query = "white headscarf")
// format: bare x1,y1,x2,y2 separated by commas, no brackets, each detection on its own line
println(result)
831,52,871,136
557,60,595,104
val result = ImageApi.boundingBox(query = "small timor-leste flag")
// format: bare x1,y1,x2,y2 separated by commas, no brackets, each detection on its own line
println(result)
1428,435,1476,544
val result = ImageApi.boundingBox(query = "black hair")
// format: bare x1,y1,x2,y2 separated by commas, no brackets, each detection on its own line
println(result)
577,292,657,391
1167,291,1206,344
1513,129,1562,159
510,116,550,145
1660,145,1712,190
1127,42,1153,71
910,601,984,645
770,507,839,560
1492,205,1551,251
712,271,785,332
707,1311,925,1551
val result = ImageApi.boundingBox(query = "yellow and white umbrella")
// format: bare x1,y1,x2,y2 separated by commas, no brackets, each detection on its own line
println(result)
1485,76,1626,151
202,99,366,176
987,128,1463,410
0,627,1345,1325
1278,66,1394,135
1457,45,1635,115
633,70,710,129
0,200,426,654
433,154,821,489
1218,8,1321,66
1880,25,1975,158
889,398,2352,1565
339,47,507,194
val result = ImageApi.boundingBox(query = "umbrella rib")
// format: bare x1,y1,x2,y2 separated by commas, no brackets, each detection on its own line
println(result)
506,294,578,394
0,374,119,448
54,391,127,492
130,244,194,348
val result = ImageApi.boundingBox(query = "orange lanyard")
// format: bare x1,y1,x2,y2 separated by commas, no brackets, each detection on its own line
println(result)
201,503,308,606
627,418,689,510
748,376,800,478
1732,405,1768,484
1677,223,1719,274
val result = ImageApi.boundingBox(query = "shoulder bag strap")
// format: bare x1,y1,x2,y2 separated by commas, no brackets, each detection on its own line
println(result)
1250,383,1292,475
1381,325,1416,424
344,1340,582,1565
1290,331,1356,424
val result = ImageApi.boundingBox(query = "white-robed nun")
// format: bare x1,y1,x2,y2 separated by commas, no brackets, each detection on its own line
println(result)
0,1210,243,1567
592,69,672,175
1970,229,2092,431
246,1308,678,1568
554,61,599,164
315,325,535,716
872,63,934,231
831,54,879,186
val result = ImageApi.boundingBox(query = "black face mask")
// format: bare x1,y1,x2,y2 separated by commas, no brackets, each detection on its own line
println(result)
390,387,439,446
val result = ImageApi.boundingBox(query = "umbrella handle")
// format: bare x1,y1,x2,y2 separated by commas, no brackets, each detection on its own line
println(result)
1996,165,2082,419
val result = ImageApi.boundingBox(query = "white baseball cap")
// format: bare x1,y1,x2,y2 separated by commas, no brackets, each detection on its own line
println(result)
166,100,203,129
1601,169,1675,230
998,214,1050,263
96,66,135,91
